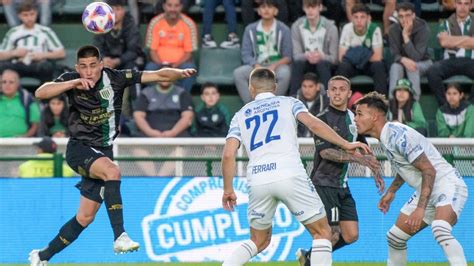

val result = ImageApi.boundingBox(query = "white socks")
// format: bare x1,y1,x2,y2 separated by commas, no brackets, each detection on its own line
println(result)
310,239,332,266
432,220,467,266
387,225,411,266
222,239,258,266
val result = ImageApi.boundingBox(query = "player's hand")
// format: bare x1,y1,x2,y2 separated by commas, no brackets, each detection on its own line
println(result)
13,48,28,58
378,191,395,214
374,172,385,194
73,78,95,90
222,191,237,211
405,207,424,233
180,68,197,78
343,141,372,155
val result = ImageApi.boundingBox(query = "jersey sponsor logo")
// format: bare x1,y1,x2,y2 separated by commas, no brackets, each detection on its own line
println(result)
99,86,113,100
142,177,304,262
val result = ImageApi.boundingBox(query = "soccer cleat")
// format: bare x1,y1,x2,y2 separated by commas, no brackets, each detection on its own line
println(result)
202,34,217,48
296,248,310,266
113,232,140,254
29,250,48,266
220,33,240,49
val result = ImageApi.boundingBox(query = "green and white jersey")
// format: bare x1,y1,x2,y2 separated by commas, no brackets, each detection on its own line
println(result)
55,68,142,147
255,20,281,64
339,22,382,49
440,17,474,59
0,24,63,53
299,18,326,53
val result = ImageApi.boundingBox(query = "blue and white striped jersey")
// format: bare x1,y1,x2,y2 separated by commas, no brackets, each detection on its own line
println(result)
226,92,309,186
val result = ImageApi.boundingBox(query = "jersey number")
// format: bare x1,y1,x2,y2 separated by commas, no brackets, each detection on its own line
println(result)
245,110,281,151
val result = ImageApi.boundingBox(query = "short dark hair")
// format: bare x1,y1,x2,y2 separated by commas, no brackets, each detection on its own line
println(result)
302,72,319,85
76,45,101,61
106,0,127,6
250,68,276,91
303,0,322,7
446,83,463,94
259,0,279,9
351,3,370,15
396,2,415,13
200,82,219,94
17,1,37,13
356,91,388,115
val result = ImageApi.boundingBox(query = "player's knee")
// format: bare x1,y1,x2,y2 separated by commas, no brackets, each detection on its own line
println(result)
251,234,271,252
76,212,96,226
342,231,359,244
312,222,332,240
103,166,121,181
431,220,453,245
386,225,410,250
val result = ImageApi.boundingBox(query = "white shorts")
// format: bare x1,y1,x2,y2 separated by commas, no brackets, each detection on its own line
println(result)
247,175,326,230
400,175,468,224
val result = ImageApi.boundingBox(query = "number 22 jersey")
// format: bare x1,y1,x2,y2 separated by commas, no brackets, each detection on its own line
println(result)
226,92,309,186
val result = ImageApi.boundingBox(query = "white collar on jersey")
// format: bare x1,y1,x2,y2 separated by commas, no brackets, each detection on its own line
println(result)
255,92,276,100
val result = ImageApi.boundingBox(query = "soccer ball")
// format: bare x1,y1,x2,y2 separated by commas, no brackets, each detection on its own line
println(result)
82,2,115,34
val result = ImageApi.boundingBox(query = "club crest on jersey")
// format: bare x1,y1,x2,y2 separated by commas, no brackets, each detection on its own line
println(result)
211,114,219,122
99,86,113,100
349,125,357,136
245,109,252,117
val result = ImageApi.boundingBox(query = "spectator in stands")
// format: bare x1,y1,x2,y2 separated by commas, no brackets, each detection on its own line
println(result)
241,0,290,26
192,82,230,137
0,69,40,137
94,0,145,70
38,94,69,138
346,0,396,37
145,0,198,92
201,0,240,49
0,2,65,83
290,0,338,96
18,137,75,178
296,72,329,137
387,78,428,136
234,0,292,103
436,83,474,138
336,4,387,96
133,80,194,137
388,2,431,100
427,0,474,105
2,0,51,27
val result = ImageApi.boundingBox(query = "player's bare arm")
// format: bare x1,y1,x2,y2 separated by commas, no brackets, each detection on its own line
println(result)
35,79,95,99
297,112,372,154
140,68,197,84
321,149,384,192
221,138,240,211
405,152,435,231
378,174,404,214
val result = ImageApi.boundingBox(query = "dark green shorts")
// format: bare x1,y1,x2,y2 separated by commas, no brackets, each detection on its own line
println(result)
315,186,358,225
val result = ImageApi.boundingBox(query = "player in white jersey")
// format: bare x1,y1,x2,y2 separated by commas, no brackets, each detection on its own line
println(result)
354,92,468,266
221,68,371,266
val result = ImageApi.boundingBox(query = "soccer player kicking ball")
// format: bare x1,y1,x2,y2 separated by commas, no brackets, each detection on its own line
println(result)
354,92,468,266
29,45,196,266
221,68,371,266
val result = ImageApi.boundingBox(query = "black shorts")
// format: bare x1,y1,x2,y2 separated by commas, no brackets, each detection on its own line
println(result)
315,186,358,225
66,139,113,203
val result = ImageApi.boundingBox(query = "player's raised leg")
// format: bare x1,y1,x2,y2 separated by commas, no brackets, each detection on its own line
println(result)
222,227,270,266
386,213,427,266
29,196,101,265
432,205,467,266
89,157,139,253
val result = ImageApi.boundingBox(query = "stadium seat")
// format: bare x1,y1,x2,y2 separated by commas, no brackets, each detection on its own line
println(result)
20,77,41,88
196,48,242,85
56,0,95,15
421,2,441,12
350,75,374,86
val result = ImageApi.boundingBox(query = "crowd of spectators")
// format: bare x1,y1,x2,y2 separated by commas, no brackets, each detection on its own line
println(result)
0,0,473,140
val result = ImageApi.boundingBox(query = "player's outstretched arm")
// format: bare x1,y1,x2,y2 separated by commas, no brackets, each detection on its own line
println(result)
297,112,372,154
141,68,197,84
36,79,94,99
320,149,384,193
221,138,240,211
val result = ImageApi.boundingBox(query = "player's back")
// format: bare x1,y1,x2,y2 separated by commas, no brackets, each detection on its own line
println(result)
380,122,457,190
227,93,308,186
